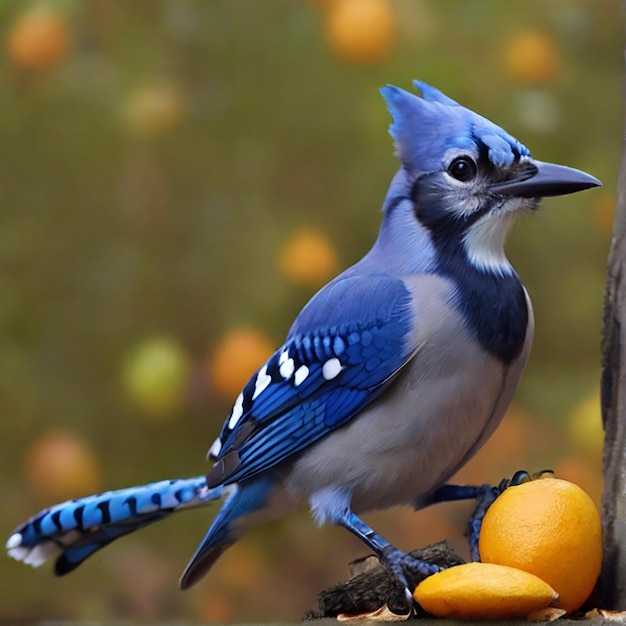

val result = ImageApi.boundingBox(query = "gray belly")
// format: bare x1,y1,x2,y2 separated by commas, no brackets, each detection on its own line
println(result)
284,276,534,514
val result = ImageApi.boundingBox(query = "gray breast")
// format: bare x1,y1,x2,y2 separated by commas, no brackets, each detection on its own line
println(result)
283,273,534,514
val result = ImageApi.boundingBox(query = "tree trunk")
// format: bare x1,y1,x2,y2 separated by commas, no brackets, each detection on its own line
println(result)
598,50,626,608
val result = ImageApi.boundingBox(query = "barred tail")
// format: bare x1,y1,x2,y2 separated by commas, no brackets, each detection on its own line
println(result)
6,476,223,575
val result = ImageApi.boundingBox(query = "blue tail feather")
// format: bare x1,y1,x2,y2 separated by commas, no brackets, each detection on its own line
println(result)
7,476,223,574
179,477,276,589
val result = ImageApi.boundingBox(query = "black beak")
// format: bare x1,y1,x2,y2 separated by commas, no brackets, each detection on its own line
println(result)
491,160,601,198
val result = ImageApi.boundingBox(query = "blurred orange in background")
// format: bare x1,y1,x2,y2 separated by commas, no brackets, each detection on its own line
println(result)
278,228,340,288
324,0,395,64
503,29,561,85
6,4,70,72
209,327,275,401
24,430,100,502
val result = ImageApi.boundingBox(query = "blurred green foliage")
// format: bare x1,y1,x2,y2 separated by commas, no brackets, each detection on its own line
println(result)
0,0,620,621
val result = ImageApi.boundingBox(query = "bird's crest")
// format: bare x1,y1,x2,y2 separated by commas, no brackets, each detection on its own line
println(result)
380,81,530,172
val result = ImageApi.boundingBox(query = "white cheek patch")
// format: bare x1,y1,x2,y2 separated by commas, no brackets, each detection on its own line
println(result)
252,364,272,400
463,210,516,275
322,357,342,380
228,392,244,430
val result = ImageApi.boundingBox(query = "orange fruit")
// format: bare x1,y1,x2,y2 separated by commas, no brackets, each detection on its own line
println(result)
414,562,558,619
7,6,70,71
209,327,275,401
24,430,100,501
479,478,602,613
278,228,339,287
325,0,394,64
503,30,561,85
552,459,602,510
122,336,191,419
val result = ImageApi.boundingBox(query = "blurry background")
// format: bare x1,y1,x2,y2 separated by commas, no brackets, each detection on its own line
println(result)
0,0,620,621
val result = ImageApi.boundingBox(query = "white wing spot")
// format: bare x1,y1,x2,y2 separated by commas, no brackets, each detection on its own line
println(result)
294,365,309,386
6,533,22,550
322,357,342,380
208,437,222,459
227,393,244,430
279,349,289,365
279,357,295,379
252,364,272,400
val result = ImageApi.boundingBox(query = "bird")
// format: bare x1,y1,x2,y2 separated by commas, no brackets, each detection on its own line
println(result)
6,80,600,594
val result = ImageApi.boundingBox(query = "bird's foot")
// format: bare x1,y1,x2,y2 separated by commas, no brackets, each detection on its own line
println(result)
381,545,441,594
466,468,554,561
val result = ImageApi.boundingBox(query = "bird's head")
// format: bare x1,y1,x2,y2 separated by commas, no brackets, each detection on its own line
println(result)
379,81,600,274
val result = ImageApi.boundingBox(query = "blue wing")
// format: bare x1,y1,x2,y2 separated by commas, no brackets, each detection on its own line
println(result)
206,273,416,487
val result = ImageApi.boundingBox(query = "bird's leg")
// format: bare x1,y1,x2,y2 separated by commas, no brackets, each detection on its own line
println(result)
423,470,553,561
420,483,482,506
333,507,440,592
419,482,499,562
465,483,500,561
431,470,555,561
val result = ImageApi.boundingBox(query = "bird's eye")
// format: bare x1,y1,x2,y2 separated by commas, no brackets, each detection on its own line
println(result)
448,156,477,182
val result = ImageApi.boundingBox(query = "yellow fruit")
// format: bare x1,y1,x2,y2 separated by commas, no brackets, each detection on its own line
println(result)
503,30,561,85
24,431,100,501
325,0,394,64
479,478,602,613
414,562,558,620
122,337,191,419
278,228,339,287
209,327,275,401
7,6,70,71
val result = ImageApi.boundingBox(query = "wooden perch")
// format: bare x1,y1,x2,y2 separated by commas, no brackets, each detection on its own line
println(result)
305,541,465,619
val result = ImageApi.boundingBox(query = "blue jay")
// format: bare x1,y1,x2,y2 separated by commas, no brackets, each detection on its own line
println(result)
6,81,600,593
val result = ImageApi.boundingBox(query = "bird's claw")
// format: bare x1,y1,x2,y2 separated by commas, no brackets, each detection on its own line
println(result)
381,545,441,594
467,468,555,561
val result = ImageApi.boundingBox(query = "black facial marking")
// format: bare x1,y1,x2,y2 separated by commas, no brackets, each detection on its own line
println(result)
411,176,528,363
411,174,490,243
